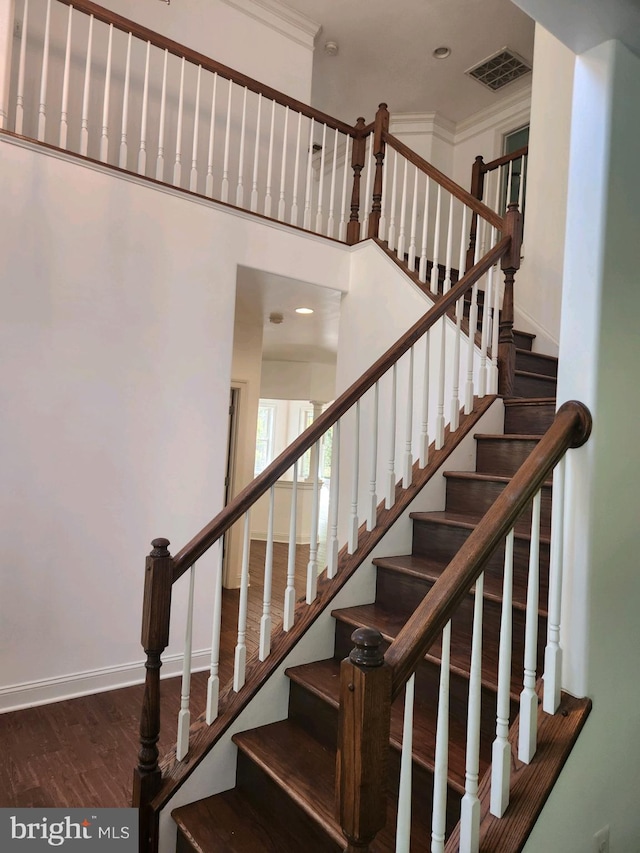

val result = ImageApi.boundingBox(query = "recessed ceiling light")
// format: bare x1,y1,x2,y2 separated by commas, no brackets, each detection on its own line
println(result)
433,46,451,59
295,307,314,315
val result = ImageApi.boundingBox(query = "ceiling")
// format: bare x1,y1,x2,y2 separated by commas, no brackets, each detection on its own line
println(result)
237,0,536,371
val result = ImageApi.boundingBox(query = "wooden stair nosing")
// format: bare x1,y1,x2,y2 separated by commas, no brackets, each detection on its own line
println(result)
408,509,552,545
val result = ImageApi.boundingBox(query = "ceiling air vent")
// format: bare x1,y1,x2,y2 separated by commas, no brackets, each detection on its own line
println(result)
466,48,531,92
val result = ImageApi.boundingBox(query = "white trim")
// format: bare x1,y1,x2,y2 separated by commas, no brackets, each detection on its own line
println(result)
454,87,532,146
218,0,320,50
390,111,456,146
0,649,212,714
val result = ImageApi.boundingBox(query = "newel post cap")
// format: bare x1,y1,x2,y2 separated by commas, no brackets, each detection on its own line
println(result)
150,538,171,557
349,627,385,667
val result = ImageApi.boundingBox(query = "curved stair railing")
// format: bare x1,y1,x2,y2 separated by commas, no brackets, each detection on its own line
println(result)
336,400,592,853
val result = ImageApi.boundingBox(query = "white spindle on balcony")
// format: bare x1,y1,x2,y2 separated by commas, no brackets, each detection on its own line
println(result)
264,99,276,217
419,330,430,466
37,0,52,142
348,401,360,555
290,111,302,225
156,50,168,180
283,461,298,630
250,93,262,212
176,562,196,761
367,382,379,531
403,347,414,487
387,149,398,252
259,484,275,660
233,511,251,692
205,73,218,198
443,195,454,292
303,117,314,230
189,66,202,192
137,40,150,174
221,80,233,203
327,420,340,578
338,136,351,242
119,32,132,169
435,315,446,450
59,4,73,149
464,281,479,414
79,14,93,156
408,167,419,271
396,157,409,260
173,58,186,186
386,363,397,507
361,137,373,238
99,24,113,162
14,0,29,135
278,106,289,221
327,127,339,238
395,673,415,853
306,441,321,603
418,176,430,284
544,457,566,714
432,620,452,853
459,573,484,853
519,489,541,763
205,540,224,724
235,85,248,205
490,528,514,818
315,123,327,232
430,185,442,294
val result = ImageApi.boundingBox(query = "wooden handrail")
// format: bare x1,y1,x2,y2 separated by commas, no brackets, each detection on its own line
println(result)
383,132,505,231
172,236,511,580
54,0,358,137
482,145,529,174
384,399,592,699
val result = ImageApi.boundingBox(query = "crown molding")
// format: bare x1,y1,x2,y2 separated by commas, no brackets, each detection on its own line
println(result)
389,111,456,145
454,85,532,144
218,0,321,51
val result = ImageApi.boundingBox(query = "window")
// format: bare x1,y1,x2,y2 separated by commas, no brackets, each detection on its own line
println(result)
254,404,276,475
502,124,529,213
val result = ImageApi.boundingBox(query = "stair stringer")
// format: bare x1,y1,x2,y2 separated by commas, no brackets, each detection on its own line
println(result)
158,398,505,853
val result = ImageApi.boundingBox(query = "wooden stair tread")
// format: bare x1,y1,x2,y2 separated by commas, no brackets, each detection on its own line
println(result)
372,553,548,616
514,369,556,382
172,788,310,852
514,348,557,363
332,603,524,700
409,509,551,543
443,470,552,487
286,657,476,792
474,433,544,441
503,397,556,406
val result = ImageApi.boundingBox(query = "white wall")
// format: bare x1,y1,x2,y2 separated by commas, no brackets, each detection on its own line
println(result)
0,134,350,710
260,359,336,401
523,39,640,853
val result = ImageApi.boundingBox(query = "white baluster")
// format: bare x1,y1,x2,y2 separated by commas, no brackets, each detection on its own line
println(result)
233,512,251,692
435,315,446,450
395,673,415,853
451,206,469,430
303,117,314,230
378,141,387,241
327,421,340,578
418,176,431,283
59,4,73,149
367,382,379,531
490,176,502,393
432,621,452,853
338,135,351,242
37,0,51,142
544,457,566,714
156,50,168,181
205,73,218,198
250,93,262,212
442,195,454,292
176,563,196,761
408,166,419,271
283,462,298,630
119,32,132,169
360,136,373,239
221,80,233,203
259,485,275,660
264,99,276,217
79,14,93,156
518,155,527,211
306,441,321,603
327,127,339,238
387,150,398,252
205,541,224,723
290,110,302,225
506,160,514,209
465,281,479,415
519,490,541,763
430,184,442,294
189,65,202,192
99,24,113,162
386,364,397,507
348,401,360,554
137,40,150,175
490,528,514,818
396,157,409,260
479,218,496,398
14,0,29,135
236,86,247,206
315,123,327,232
173,57,186,186
403,347,414,487
278,106,289,221
419,330,430,467
459,573,484,853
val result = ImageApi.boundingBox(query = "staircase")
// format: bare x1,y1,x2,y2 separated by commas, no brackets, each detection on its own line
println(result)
171,336,562,852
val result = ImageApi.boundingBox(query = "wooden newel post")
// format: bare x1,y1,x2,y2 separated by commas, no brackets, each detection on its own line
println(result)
132,538,174,853
368,103,390,239
466,155,486,271
336,627,392,852
347,117,367,245
498,203,523,398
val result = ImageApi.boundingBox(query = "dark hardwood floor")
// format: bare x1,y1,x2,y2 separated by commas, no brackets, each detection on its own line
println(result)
0,540,314,809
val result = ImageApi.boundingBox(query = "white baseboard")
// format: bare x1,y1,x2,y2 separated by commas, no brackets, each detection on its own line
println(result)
0,649,211,714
